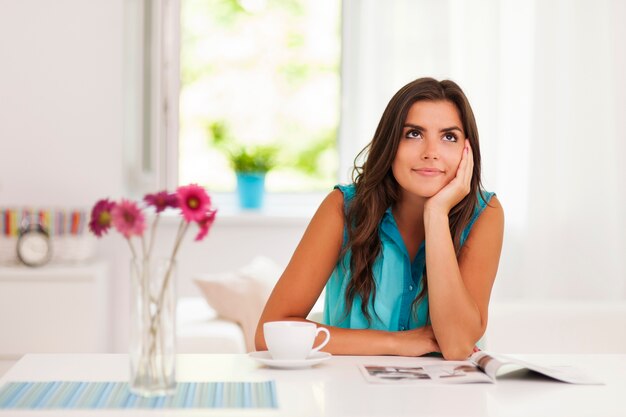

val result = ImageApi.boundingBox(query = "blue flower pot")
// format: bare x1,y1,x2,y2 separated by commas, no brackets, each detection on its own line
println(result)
236,172,266,209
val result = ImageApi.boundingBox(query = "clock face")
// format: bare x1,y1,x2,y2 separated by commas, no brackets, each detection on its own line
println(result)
17,231,51,266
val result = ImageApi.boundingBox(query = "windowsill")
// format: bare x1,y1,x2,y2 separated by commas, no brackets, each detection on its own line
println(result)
158,192,327,226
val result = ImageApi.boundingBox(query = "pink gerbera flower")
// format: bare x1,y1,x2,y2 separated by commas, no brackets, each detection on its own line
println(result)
111,199,146,238
177,184,211,222
144,191,178,213
89,199,116,237
195,209,217,241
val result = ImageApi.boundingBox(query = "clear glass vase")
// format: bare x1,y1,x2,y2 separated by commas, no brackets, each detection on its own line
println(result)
129,257,177,396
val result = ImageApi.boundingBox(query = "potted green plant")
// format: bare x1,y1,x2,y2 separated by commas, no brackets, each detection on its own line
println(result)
207,121,277,209
229,145,277,209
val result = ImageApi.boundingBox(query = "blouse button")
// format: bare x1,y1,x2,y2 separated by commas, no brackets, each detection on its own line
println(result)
400,326,405,331
409,285,414,291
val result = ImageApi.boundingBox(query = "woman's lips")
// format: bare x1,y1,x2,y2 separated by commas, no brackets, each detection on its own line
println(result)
413,168,444,177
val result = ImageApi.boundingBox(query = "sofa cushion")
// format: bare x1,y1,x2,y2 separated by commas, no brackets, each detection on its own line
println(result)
176,297,246,353
194,257,283,352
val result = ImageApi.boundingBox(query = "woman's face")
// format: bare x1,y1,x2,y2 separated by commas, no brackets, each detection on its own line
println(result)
391,100,466,199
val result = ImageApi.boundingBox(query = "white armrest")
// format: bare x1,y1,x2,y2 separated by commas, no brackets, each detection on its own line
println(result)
176,297,246,354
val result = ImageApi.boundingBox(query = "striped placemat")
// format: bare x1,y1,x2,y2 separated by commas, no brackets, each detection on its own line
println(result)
0,381,277,409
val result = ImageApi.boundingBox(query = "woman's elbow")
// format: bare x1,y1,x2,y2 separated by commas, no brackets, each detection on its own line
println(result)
440,342,475,361
439,322,486,360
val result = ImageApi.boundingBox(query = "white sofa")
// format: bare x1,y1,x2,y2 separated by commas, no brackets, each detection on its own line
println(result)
176,296,323,354
484,301,626,354
176,297,246,353
177,297,626,354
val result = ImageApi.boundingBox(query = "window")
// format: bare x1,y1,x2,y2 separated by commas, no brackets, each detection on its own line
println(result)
178,0,342,193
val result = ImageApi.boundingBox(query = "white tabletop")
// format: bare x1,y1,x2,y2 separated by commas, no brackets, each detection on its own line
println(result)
0,353,623,417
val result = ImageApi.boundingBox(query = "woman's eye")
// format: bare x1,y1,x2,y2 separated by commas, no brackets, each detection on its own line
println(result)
406,130,422,139
443,133,457,142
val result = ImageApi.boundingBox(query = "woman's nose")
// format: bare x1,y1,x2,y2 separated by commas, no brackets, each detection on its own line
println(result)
421,139,439,160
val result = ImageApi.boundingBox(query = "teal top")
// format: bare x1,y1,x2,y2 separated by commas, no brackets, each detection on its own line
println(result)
322,183,495,332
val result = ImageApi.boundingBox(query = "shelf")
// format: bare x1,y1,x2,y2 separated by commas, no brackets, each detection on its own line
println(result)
0,262,107,282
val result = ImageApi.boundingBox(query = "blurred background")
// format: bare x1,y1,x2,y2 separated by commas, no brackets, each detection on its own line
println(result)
1,0,625,360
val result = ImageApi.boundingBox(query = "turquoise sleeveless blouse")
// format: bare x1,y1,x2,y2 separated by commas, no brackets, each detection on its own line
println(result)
322,183,495,331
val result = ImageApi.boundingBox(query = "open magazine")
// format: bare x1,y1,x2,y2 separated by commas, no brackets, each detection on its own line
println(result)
359,351,603,385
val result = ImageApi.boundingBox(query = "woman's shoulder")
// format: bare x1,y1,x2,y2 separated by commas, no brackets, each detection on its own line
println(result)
461,191,502,246
333,183,356,207
303,188,346,249
313,188,346,224
476,192,503,226
480,192,503,221
477,190,496,210
473,190,501,218
333,183,356,213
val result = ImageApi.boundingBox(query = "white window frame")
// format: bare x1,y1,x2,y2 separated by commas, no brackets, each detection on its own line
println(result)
125,0,355,216
124,0,179,196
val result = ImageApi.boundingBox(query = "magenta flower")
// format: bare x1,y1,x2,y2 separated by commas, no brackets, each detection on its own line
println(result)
90,185,216,266
111,199,147,238
195,210,217,241
177,184,212,222
144,191,178,213
89,199,116,237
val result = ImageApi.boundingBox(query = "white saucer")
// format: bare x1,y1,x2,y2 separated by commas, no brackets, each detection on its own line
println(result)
248,351,332,369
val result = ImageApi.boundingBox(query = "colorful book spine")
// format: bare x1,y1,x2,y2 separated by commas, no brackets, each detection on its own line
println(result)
0,208,89,237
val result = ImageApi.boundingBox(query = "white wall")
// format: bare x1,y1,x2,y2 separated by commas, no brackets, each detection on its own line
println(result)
0,0,125,206
0,0,310,352
0,0,126,351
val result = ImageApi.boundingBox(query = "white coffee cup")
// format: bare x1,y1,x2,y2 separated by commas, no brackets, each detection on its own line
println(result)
263,321,331,360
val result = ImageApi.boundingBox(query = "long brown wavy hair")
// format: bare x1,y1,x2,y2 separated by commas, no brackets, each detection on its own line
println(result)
343,77,485,324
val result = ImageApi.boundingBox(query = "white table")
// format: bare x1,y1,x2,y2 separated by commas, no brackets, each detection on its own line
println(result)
0,353,623,416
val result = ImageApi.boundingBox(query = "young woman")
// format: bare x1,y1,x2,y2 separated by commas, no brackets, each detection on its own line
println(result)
255,77,504,360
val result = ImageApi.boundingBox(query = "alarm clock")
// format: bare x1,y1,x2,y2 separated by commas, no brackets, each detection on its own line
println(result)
16,222,52,267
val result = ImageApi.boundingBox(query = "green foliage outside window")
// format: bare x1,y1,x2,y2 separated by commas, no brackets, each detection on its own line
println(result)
179,0,341,192
206,120,277,173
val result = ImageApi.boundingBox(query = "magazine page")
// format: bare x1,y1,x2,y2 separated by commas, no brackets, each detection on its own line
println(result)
469,351,509,380
359,362,494,384
470,351,603,385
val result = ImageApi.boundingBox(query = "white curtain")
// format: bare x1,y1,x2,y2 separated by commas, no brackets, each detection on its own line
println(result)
340,0,626,300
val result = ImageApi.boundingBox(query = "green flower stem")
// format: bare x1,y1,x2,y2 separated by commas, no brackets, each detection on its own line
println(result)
143,214,161,306
141,235,147,260
144,219,189,381
147,215,161,260
126,237,138,260
126,238,150,305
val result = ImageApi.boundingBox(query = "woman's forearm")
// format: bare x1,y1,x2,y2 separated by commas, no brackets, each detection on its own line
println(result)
256,318,391,355
424,209,483,360
255,317,436,357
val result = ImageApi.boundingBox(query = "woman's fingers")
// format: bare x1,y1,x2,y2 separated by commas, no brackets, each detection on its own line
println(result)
464,141,474,187
425,140,474,213
454,140,472,191
456,143,468,177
